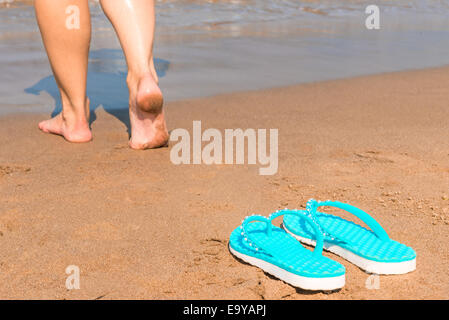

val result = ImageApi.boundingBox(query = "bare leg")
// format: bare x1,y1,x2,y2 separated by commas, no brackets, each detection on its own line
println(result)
35,0,92,143
100,0,168,150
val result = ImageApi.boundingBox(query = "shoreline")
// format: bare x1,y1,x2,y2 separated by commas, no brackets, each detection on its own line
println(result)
2,63,449,118
2,4,449,115
0,66,448,299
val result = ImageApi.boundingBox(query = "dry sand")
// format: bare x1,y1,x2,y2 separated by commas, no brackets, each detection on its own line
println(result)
0,67,448,299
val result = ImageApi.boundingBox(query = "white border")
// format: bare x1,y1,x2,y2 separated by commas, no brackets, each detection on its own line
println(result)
229,245,345,291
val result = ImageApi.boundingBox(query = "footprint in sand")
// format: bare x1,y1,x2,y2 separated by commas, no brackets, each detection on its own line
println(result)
353,150,419,165
187,200,234,214
0,165,31,177
0,209,24,234
197,238,228,263
72,221,125,241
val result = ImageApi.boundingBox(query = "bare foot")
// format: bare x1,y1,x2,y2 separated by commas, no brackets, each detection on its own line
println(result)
128,73,169,150
38,100,92,143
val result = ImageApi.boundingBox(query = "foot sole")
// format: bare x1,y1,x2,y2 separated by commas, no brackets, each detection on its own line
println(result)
136,75,164,114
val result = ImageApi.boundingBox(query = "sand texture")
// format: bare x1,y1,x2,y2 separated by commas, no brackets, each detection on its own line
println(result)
0,67,448,299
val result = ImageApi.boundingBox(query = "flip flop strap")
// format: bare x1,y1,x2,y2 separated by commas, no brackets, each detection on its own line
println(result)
306,199,390,241
240,210,324,258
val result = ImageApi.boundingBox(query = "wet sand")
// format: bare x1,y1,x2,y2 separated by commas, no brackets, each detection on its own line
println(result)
0,66,448,299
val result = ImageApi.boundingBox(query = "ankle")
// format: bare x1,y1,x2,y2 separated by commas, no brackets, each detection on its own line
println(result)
61,108,89,128
127,70,156,89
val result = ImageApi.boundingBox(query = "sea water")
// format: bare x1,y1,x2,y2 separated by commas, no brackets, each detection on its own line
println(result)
0,0,448,114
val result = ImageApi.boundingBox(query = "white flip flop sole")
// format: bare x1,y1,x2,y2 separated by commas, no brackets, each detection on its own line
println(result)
229,245,345,291
283,225,416,275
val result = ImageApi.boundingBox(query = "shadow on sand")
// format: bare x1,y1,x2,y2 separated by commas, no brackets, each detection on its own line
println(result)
25,49,170,138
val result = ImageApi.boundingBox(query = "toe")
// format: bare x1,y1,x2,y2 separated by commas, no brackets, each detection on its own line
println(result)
128,140,138,150
38,121,48,132
129,140,145,150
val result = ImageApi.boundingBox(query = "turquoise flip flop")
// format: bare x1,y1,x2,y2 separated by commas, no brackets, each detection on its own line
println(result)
282,199,416,275
229,210,345,291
